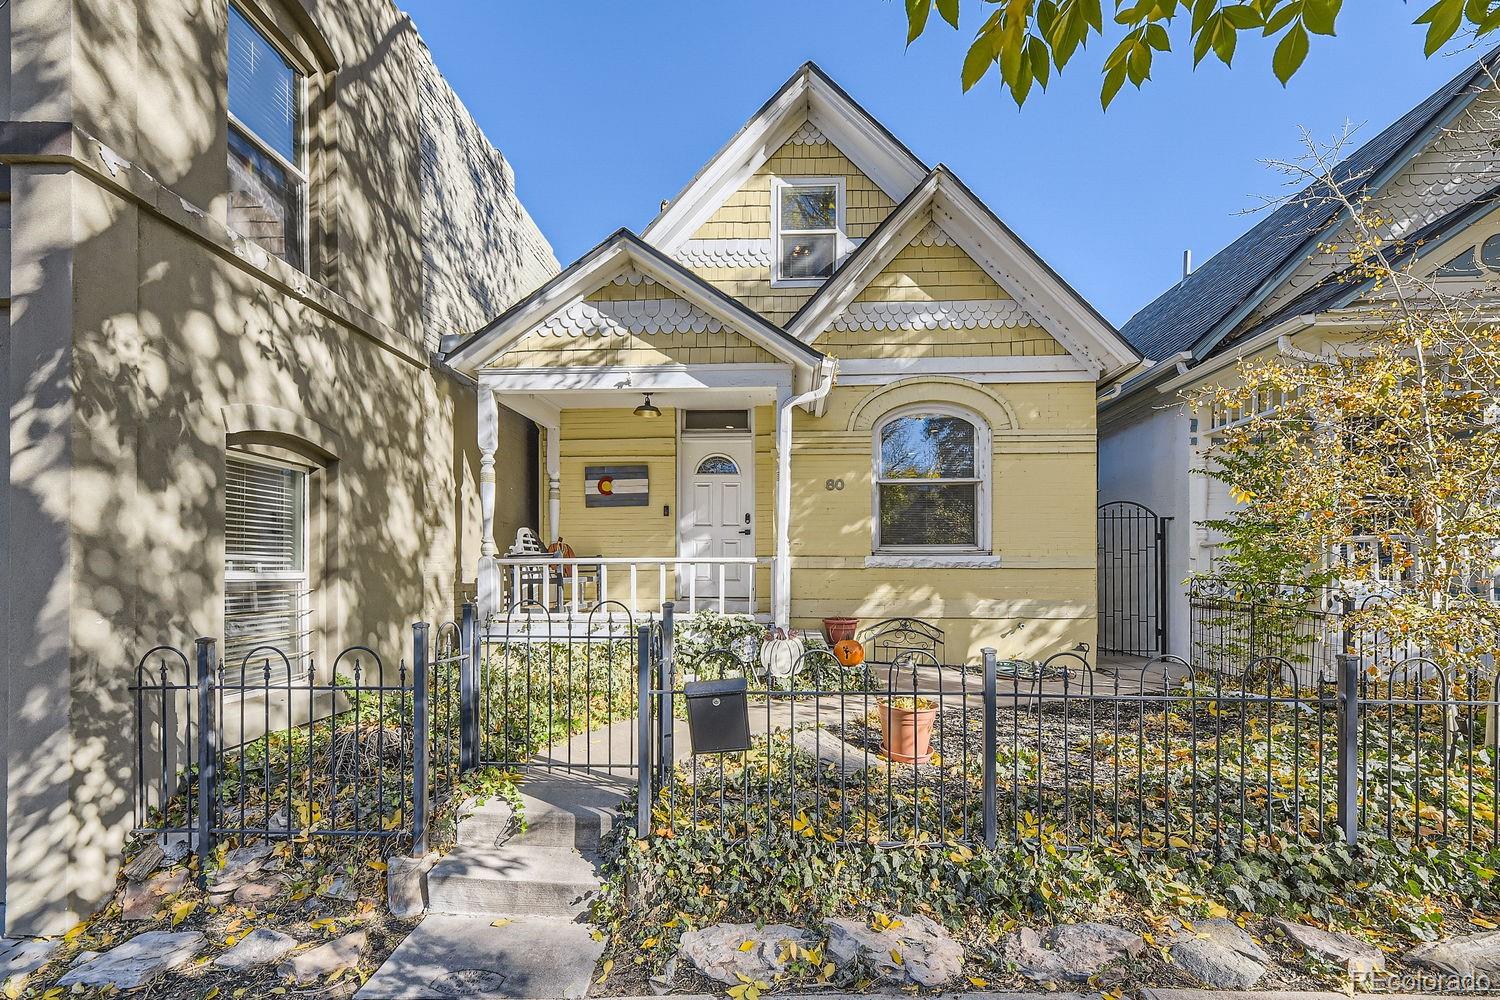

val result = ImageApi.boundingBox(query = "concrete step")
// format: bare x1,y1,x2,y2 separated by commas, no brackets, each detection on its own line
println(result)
456,777,627,852
355,914,604,999
425,845,600,918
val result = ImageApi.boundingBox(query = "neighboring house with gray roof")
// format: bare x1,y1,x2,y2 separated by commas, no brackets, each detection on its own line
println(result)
1098,48,1500,659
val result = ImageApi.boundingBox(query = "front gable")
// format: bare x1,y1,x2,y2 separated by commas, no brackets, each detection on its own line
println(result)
674,123,899,323
788,168,1139,378
444,230,826,392
815,220,1066,361
487,273,780,370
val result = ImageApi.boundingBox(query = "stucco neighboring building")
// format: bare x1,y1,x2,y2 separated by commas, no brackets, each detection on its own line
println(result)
1098,48,1500,657
1,0,555,934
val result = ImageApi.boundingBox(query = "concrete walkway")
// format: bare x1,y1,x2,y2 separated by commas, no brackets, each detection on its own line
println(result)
357,770,630,999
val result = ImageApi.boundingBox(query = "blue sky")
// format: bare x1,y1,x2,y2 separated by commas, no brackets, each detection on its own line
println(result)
400,2,1474,326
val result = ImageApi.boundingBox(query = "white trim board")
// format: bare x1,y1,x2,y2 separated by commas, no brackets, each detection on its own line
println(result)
482,364,794,394
836,356,1088,375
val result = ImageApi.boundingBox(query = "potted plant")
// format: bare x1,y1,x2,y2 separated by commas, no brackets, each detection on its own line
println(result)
875,696,939,764
822,616,859,644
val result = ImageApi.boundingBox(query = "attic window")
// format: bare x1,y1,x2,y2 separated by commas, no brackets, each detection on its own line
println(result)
773,177,843,285
1436,247,1482,278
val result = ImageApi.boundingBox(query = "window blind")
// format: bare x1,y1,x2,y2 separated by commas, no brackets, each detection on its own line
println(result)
225,455,309,680
228,6,300,164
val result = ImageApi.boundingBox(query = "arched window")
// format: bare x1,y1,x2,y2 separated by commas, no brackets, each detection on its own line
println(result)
873,407,989,551
695,455,739,475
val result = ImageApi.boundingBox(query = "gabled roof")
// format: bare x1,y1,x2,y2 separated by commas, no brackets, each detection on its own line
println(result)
1221,181,1500,347
444,229,826,386
786,165,1140,378
1118,46,1500,365
642,62,930,252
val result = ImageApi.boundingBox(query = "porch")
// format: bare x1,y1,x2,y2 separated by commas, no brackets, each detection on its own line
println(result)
473,361,830,626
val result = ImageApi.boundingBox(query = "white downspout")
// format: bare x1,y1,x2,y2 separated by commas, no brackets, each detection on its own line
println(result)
773,359,837,626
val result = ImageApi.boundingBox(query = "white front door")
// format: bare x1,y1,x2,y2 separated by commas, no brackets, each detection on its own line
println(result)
678,435,754,601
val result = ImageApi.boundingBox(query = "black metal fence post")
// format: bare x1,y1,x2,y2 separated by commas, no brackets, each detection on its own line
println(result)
636,623,653,839
459,601,478,771
981,647,998,849
1157,517,1172,655
659,602,675,783
1335,651,1360,845
194,637,217,884
411,622,431,857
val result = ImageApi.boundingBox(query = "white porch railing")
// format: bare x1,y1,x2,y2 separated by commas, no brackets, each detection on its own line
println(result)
493,555,770,618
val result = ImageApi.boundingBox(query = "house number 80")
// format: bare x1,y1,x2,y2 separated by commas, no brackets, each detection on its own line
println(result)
825,479,845,491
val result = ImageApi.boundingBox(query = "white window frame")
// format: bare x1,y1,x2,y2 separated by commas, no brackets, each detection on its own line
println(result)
227,3,310,270
871,403,991,554
770,175,846,287
224,450,312,680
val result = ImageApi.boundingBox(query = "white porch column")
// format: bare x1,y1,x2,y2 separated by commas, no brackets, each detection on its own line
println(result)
477,384,501,618
773,385,794,627
545,424,561,541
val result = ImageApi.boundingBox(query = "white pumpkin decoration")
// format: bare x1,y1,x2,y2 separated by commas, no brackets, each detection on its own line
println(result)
759,628,805,681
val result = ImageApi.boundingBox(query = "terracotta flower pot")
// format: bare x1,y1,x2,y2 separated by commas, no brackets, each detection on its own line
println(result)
876,697,939,764
822,616,859,644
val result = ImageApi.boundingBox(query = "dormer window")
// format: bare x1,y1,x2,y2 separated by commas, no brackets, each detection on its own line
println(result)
772,177,844,285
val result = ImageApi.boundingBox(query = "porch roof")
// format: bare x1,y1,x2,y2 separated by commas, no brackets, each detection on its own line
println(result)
443,229,827,391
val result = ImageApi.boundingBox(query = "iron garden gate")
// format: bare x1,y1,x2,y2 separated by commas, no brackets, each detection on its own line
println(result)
1097,501,1170,656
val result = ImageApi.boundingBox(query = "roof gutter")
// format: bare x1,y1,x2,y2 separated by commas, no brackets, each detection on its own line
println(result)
1154,316,1317,396
1097,351,1190,408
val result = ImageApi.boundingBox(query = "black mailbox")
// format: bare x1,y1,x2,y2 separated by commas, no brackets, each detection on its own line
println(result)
683,677,751,754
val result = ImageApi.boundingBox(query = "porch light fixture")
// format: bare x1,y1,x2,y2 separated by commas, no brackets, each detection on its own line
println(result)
633,393,662,419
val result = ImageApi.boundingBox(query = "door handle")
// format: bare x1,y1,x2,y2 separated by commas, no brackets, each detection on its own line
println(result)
739,528,752,535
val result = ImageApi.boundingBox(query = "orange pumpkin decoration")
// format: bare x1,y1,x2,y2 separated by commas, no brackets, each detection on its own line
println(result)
833,639,865,667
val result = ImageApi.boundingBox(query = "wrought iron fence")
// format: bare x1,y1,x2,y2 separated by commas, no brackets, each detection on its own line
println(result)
635,604,1499,854
474,600,642,771
130,610,472,870
133,593,1499,862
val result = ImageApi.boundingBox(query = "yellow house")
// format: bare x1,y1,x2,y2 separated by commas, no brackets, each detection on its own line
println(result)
446,65,1140,660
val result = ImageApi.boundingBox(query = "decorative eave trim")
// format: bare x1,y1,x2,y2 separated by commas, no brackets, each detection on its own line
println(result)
642,63,929,253
530,298,727,337
444,230,825,388
828,299,1037,332
673,236,865,270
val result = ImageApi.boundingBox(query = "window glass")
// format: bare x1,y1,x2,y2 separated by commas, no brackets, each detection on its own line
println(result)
780,185,837,230
229,6,300,163
695,456,739,475
878,483,978,547
229,128,304,269
227,6,305,270
1436,247,1482,278
779,235,836,280
875,413,981,549
225,455,309,680
683,409,750,432
1482,234,1500,271
879,415,976,479
777,182,838,280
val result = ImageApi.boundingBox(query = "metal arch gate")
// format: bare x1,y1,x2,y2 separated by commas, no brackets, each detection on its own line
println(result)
1097,501,1170,656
